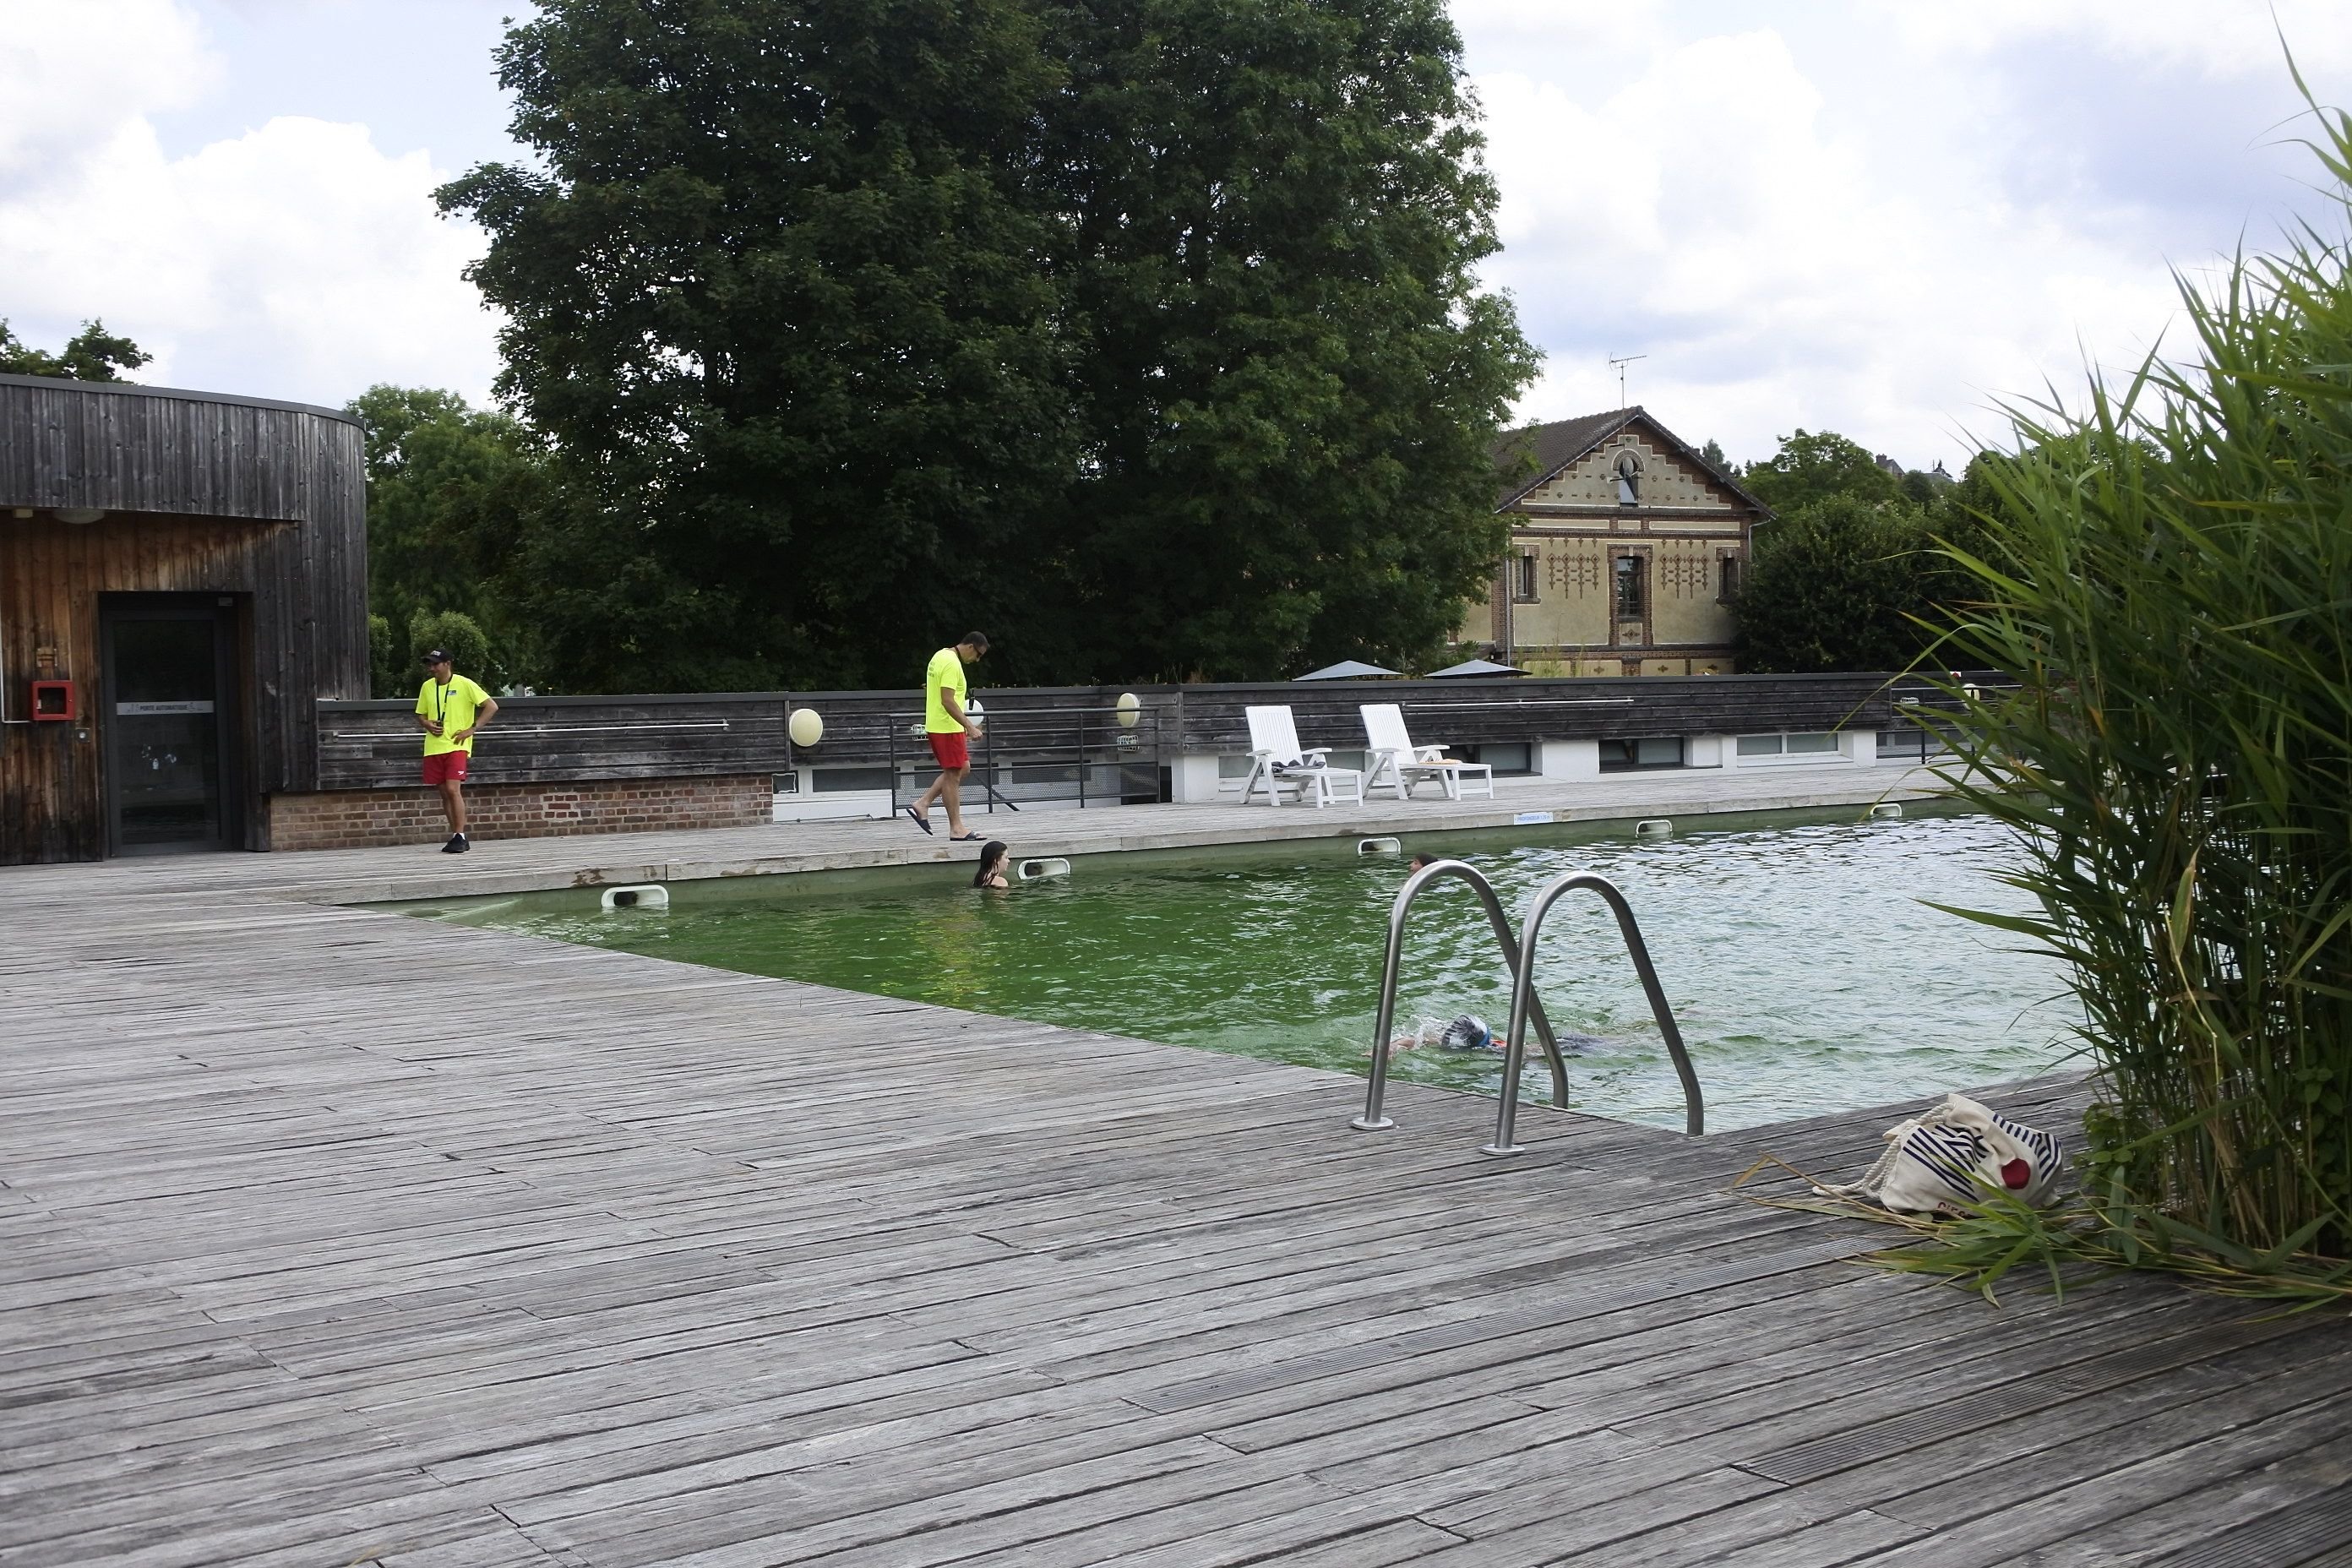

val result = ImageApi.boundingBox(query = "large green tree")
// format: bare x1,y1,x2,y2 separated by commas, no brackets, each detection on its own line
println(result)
347,385,548,694
1037,0,1534,680
1739,427,1899,513
0,319,150,381
440,0,1531,690
1732,493,1940,672
1731,430,1998,672
440,0,1081,692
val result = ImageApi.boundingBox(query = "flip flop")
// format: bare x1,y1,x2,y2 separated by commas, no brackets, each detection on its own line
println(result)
951,832,986,841
903,804,933,836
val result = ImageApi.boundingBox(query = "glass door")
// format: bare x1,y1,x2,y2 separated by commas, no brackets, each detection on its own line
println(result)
102,601,242,853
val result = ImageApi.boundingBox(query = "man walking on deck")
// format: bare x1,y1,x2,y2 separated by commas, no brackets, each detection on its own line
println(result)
416,649,497,853
906,632,988,841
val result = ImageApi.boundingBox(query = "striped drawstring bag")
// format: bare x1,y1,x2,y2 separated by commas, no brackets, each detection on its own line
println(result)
1819,1093,2064,1216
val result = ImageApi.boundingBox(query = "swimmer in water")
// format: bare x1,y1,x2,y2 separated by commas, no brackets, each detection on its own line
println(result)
1386,1012,1500,1059
1385,1011,1608,1059
972,840,1011,890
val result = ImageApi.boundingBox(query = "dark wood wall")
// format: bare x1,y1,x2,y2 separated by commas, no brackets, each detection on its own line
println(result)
312,673,1946,790
0,375,368,863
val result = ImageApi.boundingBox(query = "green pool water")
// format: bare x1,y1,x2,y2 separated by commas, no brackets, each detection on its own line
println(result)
408,806,2077,1130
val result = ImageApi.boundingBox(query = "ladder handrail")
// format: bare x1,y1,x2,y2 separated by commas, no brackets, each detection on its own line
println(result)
1485,871,1704,1152
1353,859,1567,1131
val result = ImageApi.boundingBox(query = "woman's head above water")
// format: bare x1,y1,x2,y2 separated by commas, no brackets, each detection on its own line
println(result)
973,840,1012,888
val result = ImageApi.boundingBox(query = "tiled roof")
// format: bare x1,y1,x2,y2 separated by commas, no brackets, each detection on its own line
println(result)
1489,406,1766,514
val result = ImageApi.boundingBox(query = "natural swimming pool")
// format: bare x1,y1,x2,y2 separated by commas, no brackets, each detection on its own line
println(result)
408,806,2076,1131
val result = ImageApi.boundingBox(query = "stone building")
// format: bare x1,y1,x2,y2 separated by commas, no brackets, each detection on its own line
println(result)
1477,406,1767,677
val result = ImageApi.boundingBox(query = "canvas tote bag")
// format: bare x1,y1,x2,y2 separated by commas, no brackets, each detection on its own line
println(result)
1819,1092,2064,1215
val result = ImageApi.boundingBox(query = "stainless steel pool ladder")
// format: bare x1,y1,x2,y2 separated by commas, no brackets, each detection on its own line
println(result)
1487,872,1704,1151
1353,861,1706,1148
1353,860,1570,1133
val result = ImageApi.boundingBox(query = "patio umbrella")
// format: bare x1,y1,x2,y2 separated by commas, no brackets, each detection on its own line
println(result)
1293,659,1402,681
1425,657,1530,678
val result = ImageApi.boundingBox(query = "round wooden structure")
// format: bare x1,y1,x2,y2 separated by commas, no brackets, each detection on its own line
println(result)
0,373,368,862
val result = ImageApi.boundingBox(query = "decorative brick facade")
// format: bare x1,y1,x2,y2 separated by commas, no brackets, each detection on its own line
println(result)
267,774,774,852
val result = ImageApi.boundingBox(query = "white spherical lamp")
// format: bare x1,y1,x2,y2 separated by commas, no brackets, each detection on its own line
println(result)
787,707,824,748
1115,692,1141,729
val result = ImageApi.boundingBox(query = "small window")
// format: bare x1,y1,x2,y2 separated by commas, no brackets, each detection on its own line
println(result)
1718,556,1743,601
1514,553,1538,602
1614,450,1641,505
1738,732,1838,760
1598,736,1684,771
812,766,893,792
1460,742,1533,776
1877,727,1947,758
1614,554,1646,618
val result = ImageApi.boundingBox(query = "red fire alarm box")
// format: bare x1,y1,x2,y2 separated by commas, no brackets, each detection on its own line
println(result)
30,680,74,721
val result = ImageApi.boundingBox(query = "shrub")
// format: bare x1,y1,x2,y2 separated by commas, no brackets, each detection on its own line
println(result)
1936,98,2352,1268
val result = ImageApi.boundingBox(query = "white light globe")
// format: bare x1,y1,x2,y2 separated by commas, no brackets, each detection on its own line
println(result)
787,707,825,747
1115,692,1141,729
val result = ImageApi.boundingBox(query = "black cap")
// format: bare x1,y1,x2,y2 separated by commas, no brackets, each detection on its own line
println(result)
422,649,451,664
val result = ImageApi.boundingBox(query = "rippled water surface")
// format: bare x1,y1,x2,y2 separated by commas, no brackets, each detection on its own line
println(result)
412,808,2077,1130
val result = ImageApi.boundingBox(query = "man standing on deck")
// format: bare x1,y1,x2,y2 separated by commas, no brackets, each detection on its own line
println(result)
416,649,497,853
905,632,988,841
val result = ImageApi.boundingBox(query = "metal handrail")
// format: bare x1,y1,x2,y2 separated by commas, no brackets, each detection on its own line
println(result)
1485,871,1703,1153
1353,859,1567,1131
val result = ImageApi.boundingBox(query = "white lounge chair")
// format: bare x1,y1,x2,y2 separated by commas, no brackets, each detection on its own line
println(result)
1360,703,1494,801
1240,705,1364,808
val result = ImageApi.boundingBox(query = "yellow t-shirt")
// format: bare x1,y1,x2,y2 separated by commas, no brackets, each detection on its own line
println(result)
923,648,968,734
416,674,491,756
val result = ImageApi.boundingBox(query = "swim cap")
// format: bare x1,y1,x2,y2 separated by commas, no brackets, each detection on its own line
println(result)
1441,1014,1493,1051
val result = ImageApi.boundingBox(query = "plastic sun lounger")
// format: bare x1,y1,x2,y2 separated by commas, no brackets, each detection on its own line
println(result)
1239,705,1364,808
1359,702,1494,802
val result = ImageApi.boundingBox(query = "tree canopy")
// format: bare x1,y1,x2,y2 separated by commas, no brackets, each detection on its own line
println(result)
1732,430,1994,673
1739,427,1900,513
347,385,548,694
437,0,1532,691
0,319,150,382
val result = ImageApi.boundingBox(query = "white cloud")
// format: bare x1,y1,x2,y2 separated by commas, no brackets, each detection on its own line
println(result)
1865,0,2352,78
0,0,212,177
1468,5,2333,468
0,0,498,407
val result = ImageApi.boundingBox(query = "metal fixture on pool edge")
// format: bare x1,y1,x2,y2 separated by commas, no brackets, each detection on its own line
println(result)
1486,871,1703,1152
1354,858,1569,1133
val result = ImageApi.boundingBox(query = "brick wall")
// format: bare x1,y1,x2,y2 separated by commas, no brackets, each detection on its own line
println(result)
267,774,774,852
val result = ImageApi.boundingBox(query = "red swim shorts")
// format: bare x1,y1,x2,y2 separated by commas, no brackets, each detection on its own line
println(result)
927,731,970,770
422,751,470,786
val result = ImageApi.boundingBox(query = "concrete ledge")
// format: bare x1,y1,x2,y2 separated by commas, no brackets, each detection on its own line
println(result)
215,766,1951,906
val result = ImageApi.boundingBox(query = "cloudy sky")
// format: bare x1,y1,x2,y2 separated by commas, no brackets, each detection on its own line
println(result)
5,1,2349,470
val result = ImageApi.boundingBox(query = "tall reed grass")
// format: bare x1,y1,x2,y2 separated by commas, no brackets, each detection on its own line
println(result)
1931,90,2352,1268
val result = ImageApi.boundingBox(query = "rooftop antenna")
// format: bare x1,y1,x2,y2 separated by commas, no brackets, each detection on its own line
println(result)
1608,353,1647,409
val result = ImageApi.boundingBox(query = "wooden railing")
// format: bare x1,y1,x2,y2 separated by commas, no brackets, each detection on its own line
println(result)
314,672,1981,791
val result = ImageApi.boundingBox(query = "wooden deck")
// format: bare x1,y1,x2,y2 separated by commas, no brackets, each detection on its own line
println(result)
6,799,2352,1566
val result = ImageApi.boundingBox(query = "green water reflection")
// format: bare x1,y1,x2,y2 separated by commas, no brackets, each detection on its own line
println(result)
411,808,2076,1130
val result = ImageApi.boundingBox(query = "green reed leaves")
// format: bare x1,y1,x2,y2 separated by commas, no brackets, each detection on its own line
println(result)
1920,88,2352,1278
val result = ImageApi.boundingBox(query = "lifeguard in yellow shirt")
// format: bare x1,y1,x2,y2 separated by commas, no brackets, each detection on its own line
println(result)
904,632,988,841
415,648,498,854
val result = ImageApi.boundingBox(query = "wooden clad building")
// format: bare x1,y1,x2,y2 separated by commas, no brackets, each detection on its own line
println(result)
0,373,368,863
1482,407,1767,676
